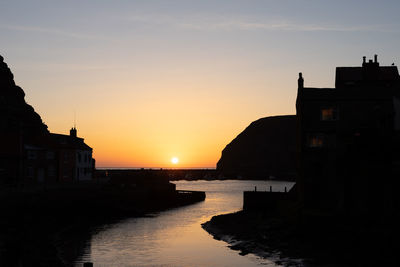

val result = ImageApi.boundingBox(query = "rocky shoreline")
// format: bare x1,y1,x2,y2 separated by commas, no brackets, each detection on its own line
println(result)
202,210,398,267
202,211,307,267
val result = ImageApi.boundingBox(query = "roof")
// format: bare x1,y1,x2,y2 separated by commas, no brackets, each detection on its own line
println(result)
335,65,400,88
49,133,92,151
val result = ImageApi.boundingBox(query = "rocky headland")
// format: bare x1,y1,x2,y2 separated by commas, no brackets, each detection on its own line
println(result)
217,115,296,180
0,55,48,135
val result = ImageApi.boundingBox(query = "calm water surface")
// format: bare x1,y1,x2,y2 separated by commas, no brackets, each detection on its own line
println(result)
75,180,295,267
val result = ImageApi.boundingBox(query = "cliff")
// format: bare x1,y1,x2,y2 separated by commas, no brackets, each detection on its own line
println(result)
0,55,50,184
0,55,48,136
217,115,296,180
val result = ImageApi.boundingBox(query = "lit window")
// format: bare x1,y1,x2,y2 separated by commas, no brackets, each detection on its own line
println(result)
321,107,338,121
308,134,324,147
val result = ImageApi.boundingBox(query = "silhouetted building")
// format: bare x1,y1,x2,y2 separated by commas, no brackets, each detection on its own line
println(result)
0,55,94,185
50,129,94,181
296,55,400,219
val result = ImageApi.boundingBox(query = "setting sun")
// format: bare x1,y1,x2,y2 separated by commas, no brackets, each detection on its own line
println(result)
171,157,179,164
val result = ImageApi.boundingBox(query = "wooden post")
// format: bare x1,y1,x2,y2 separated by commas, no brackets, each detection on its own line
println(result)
270,186,272,192
84,262,93,267
284,186,287,193
255,186,257,192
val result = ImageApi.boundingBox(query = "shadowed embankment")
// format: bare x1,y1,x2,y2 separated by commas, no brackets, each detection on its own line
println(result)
0,172,205,267
202,210,399,267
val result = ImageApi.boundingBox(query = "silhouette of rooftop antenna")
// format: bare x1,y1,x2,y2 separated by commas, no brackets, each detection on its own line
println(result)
74,110,76,129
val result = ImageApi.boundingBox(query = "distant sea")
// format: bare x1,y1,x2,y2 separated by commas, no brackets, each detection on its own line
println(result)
96,167,217,170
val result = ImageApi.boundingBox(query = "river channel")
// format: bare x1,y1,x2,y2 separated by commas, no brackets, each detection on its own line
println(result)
75,180,295,267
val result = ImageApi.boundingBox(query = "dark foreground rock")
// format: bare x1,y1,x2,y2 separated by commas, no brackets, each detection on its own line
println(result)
202,210,399,267
217,115,296,180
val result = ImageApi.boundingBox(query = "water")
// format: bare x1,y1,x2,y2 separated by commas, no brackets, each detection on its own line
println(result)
75,180,295,267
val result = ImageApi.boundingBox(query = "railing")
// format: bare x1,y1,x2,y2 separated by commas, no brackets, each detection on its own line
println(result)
177,190,203,194
176,190,206,201
252,185,289,193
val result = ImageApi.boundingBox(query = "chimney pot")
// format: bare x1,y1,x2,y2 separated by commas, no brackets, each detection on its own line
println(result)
298,72,304,89
70,127,77,138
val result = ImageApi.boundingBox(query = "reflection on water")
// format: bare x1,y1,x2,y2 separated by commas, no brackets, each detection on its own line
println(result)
75,180,294,267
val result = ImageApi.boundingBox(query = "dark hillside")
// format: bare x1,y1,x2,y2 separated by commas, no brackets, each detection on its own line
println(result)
217,115,296,180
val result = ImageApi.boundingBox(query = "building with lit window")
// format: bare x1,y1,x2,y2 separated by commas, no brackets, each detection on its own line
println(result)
296,55,400,217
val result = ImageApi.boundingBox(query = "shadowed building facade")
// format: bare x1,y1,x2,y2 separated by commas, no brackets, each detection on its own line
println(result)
296,55,400,219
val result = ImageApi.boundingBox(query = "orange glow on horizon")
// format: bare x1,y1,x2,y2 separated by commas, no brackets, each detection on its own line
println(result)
3,0,400,169
39,78,292,169
16,35,297,169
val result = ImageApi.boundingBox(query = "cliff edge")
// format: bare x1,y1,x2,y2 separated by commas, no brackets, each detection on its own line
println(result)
0,55,48,136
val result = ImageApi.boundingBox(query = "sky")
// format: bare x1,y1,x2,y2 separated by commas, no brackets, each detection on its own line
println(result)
1,0,400,168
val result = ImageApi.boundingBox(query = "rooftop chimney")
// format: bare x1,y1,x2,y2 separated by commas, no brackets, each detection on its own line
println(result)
374,54,378,63
298,72,304,89
363,56,366,66
70,127,77,138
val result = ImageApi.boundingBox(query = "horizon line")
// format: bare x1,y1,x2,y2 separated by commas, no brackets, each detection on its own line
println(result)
96,167,217,170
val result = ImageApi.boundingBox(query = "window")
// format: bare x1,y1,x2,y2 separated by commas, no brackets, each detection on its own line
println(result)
308,134,325,148
27,151,37,160
48,165,56,177
63,152,69,162
46,151,55,160
27,167,34,177
321,107,338,121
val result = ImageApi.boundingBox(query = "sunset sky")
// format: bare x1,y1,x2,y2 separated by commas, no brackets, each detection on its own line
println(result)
1,0,400,168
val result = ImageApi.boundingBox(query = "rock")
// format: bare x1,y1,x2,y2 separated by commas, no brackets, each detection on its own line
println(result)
217,115,296,180
0,55,48,136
